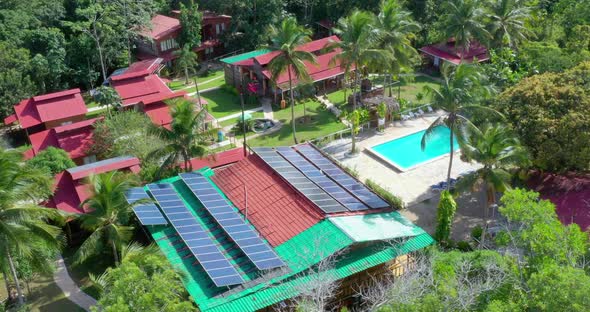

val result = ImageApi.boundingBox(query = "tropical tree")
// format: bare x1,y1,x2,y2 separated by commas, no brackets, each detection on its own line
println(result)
174,45,199,85
94,85,122,116
28,146,76,175
421,63,498,190
266,17,317,144
487,0,533,49
455,123,529,245
325,10,392,110
439,0,491,53
148,98,212,175
0,148,62,306
373,0,421,95
74,171,138,265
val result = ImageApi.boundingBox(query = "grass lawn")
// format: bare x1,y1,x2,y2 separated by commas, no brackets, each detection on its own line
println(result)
200,88,260,119
168,70,225,91
248,100,347,147
85,108,107,119
85,101,99,108
218,111,265,128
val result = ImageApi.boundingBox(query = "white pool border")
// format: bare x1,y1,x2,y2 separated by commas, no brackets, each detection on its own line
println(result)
365,127,461,172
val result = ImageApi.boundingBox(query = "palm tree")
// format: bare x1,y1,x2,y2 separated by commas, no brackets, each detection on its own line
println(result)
74,171,138,265
325,10,392,110
266,17,317,144
0,148,62,306
455,123,530,245
148,98,212,175
174,45,199,85
373,0,421,95
440,0,491,53
421,63,499,190
487,0,533,49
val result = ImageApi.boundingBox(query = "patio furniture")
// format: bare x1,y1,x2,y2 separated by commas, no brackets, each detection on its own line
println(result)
418,108,425,115
427,106,433,113
408,112,416,119
402,114,410,121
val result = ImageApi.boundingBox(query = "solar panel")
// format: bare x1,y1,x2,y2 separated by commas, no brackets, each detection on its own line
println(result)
276,147,368,211
252,147,348,213
147,183,244,287
295,145,389,209
179,173,285,271
124,187,168,225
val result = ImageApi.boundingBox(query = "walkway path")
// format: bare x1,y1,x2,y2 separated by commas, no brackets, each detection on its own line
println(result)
216,107,264,122
261,98,274,120
188,85,222,97
53,255,97,311
177,75,224,91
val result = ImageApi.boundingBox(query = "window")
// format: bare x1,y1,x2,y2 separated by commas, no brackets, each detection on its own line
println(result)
216,24,221,35
83,155,97,165
159,38,178,52
60,121,73,126
221,23,226,31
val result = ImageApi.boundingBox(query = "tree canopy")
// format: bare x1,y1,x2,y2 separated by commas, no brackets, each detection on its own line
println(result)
28,147,76,175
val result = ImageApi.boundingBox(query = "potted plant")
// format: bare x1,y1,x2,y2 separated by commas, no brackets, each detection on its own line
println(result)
377,101,387,133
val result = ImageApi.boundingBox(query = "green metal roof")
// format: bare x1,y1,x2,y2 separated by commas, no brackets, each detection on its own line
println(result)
147,168,434,312
329,212,426,242
220,49,271,64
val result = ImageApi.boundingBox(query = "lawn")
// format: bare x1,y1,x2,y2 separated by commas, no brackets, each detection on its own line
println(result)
218,111,265,128
200,88,261,119
168,70,225,91
325,75,440,111
248,100,347,147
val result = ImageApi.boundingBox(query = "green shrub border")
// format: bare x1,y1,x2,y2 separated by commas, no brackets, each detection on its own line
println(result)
365,179,405,210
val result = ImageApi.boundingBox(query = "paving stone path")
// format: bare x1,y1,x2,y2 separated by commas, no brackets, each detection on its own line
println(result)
53,255,97,311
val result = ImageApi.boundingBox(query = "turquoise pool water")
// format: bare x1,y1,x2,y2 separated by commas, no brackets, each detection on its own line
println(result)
371,126,459,170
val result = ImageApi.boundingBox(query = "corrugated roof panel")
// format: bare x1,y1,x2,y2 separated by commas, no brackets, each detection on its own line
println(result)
220,49,272,65
329,212,426,242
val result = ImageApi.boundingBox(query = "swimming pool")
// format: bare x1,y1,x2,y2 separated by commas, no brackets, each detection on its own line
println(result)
368,126,459,171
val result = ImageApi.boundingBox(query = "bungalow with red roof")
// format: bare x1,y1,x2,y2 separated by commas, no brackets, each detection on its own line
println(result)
48,156,141,213
220,36,351,103
3,88,88,134
419,39,490,68
135,11,231,65
2,88,98,161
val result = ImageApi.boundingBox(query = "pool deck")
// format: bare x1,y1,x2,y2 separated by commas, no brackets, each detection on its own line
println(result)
320,112,481,206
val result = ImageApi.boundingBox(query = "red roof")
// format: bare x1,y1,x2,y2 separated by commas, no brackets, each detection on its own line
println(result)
420,40,489,65
111,58,163,81
49,156,141,213
7,89,88,129
528,171,590,231
141,14,181,40
211,155,323,246
3,114,17,125
262,50,349,88
28,118,99,160
254,35,340,66
112,74,176,106
183,147,246,170
144,103,173,127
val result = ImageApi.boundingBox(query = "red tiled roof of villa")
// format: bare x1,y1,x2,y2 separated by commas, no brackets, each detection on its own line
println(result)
4,88,88,128
211,155,324,246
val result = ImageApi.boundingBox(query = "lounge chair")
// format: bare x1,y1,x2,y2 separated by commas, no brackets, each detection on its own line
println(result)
408,111,416,119
401,114,410,121
427,106,433,113
418,108,425,115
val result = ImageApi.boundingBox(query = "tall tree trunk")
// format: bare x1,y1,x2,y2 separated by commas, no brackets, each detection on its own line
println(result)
446,126,454,191
185,67,190,85
288,69,298,144
480,176,497,248
93,27,108,82
194,77,202,110
123,0,132,66
352,70,359,110
6,248,24,305
111,241,120,266
351,127,356,154
2,269,11,300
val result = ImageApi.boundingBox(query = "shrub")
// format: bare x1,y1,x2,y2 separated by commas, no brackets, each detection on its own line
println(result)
434,190,457,244
456,241,473,252
28,147,75,174
365,179,405,210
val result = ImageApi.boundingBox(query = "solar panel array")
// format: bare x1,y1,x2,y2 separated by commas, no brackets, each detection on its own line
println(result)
124,187,168,225
179,173,285,270
276,147,368,211
296,145,389,209
147,183,244,287
252,147,348,213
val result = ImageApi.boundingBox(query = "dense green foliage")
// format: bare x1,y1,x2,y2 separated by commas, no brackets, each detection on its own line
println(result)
28,147,76,175
434,190,456,244
178,0,202,48
378,189,590,312
92,251,194,312
495,61,590,171
89,110,165,162
0,148,62,306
